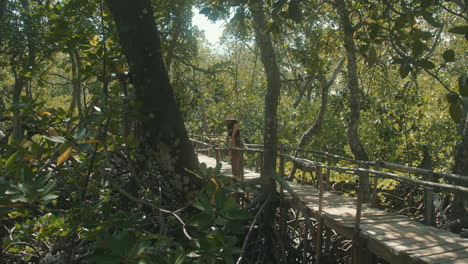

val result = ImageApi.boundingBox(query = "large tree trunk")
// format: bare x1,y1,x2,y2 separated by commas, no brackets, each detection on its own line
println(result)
106,0,202,201
249,0,280,193
249,0,281,261
335,0,371,201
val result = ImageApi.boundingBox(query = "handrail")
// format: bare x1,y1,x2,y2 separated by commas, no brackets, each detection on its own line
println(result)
191,136,468,183
280,154,468,194
190,137,468,194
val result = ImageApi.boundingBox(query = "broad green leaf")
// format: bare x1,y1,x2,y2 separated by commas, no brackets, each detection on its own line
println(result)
42,135,66,143
41,193,59,202
446,92,460,104
73,127,87,140
175,254,185,264
448,25,468,35
223,208,250,220
188,213,214,228
419,59,435,69
215,189,226,209
400,63,411,78
422,12,442,27
443,50,455,62
5,151,19,169
459,75,468,97
412,40,427,58
449,103,462,123
368,46,377,66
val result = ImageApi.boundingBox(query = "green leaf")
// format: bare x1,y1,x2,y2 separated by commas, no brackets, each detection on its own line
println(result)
223,208,250,220
215,189,226,210
73,127,87,140
41,193,59,202
449,103,462,123
448,25,468,35
412,40,427,58
5,151,19,169
175,254,185,264
399,63,412,78
188,213,214,228
422,12,442,27
446,92,460,104
368,46,377,66
459,75,468,97
443,50,455,62
42,135,66,143
419,59,435,69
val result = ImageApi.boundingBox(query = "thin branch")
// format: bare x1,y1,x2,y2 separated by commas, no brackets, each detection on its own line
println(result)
236,193,272,264
173,55,228,74
2,242,37,254
108,179,194,240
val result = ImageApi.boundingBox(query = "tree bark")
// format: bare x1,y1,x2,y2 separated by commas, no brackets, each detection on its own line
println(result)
249,0,280,193
249,0,281,260
106,0,203,201
335,0,371,201
68,49,82,117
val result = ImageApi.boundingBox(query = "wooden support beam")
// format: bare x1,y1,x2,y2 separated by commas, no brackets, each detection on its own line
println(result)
316,167,324,263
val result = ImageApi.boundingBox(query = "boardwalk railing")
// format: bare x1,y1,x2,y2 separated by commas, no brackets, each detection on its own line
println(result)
190,135,468,263
190,135,468,222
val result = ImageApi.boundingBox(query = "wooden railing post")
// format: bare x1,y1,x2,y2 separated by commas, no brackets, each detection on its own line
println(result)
351,170,368,264
279,156,287,241
424,172,435,226
215,149,220,164
316,167,324,263
258,152,263,173
371,165,379,207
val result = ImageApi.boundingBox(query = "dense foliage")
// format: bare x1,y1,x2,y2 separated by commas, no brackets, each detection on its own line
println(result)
0,0,466,263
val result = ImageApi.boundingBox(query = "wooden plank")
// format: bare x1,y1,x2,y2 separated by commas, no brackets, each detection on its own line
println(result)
367,230,465,244
405,242,468,257
437,258,468,264
416,247,468,263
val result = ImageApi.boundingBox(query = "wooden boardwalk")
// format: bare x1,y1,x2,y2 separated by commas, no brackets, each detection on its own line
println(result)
198,154,468,264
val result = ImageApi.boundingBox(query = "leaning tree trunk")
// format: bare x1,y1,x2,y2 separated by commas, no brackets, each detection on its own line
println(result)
335,0,371,201
249,0,281,261
288,58,345,180
106,0,203,201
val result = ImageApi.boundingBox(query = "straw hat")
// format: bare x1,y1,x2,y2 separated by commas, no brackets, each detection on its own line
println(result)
225,114,237,121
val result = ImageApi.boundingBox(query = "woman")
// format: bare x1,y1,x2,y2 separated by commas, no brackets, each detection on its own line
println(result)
225,116,244,181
